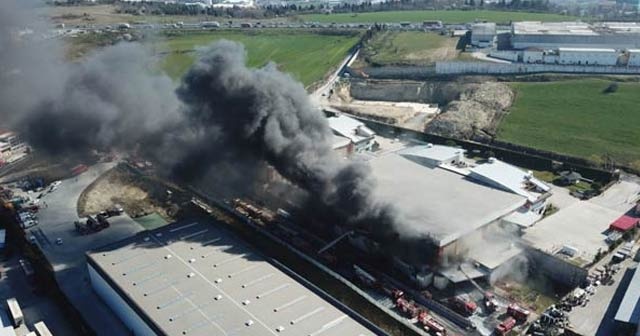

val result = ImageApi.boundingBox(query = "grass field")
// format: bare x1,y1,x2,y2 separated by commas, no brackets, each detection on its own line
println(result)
154,30,360,86
300,10,577,24
498,79,640,167
361,31,459,66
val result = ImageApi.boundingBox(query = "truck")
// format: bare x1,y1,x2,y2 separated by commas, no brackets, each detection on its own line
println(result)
6,298,23,327
449,296,477,316
423,315,447,335
507,303,530,322
34,321,53,336
201,21,220,28
495,317,516,335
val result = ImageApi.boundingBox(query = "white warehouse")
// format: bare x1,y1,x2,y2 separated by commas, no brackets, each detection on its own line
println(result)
558,48,620,66
88,221,380,336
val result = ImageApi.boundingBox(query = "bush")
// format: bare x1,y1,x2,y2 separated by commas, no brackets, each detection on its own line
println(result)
603,82,619,94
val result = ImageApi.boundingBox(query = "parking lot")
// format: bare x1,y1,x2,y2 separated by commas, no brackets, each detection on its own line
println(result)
20,163,146,336
0,255,75,336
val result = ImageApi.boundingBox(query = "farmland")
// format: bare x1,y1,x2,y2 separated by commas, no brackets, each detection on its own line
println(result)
497,79,640,167
360,31,459,66
300,10,578,24
155,30,360,87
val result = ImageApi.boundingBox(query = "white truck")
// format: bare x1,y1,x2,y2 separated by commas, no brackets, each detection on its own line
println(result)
34,321,53,336
6,298,23,327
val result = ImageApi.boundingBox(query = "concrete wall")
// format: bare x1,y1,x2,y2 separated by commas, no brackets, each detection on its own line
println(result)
436,61,640,75
88,264,156,336
527,248,588,288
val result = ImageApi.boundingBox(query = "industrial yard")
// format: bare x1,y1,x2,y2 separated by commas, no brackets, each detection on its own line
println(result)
4,1,640,336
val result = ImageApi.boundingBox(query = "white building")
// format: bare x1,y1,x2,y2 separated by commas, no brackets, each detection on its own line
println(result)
88,221,379,336
511,21,640,50
471,23,497,48
629,49,640,66
558,47,620,66
327,114,376,153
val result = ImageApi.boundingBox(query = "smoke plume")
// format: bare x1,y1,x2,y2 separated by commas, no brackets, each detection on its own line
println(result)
0,1,406,242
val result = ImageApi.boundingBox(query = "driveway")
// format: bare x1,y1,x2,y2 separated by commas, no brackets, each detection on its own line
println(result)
26,163,146,336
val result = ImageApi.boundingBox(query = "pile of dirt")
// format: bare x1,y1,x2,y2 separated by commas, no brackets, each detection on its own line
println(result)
426,82,514,140
77,164,189,219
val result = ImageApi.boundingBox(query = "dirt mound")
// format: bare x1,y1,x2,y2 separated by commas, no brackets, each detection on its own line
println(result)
426,82,514,139
77,165,188,219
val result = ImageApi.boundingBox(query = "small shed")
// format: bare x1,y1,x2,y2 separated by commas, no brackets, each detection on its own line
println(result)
610,215,640,232
558,171,582,185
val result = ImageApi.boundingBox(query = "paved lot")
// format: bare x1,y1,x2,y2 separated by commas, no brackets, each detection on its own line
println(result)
25,163,146,336
547,185,579,209
568,260,637,336
591,180,640,213
0,255,75,336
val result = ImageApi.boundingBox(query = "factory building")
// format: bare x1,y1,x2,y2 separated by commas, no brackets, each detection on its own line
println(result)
87,221,381,336
471,22,497,47
511,21,640,50
365,142,550,282
327,114,376,153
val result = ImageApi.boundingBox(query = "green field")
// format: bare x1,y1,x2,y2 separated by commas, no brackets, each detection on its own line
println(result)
155,30,360,86
362,31,459,66
498,79,640,167
300,10,577,24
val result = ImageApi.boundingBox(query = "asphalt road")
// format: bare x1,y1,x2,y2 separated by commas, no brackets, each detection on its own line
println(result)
26,162,146,336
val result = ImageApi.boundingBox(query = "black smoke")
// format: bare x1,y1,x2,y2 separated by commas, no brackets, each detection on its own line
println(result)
0,0,431,247
171,41,400,234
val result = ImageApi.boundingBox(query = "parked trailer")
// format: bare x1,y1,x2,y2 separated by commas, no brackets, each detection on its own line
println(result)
6,298,23,327
34,321,53,336
507,303,530,321
495,317,516,335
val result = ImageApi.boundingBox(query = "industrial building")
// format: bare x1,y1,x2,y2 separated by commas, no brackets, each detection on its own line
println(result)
471,22,497,47
365,142,550,275
511,21,640,50
87,221,380,336
327,114,376,153
0,131,27,164
614,266,640,334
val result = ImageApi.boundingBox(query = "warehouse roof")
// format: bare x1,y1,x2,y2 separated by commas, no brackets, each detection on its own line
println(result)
471,22,496,35
327,114,375,144
87,221,377,336
398,144,464,167
558,47,617,53
615,265,640,325
469,159,549,202
512,21,597,36
368,151,526,246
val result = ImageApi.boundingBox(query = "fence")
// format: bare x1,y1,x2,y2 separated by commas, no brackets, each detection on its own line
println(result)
349,116,617,183
436,61,640,75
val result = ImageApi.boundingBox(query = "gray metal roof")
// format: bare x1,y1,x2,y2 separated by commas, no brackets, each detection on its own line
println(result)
88,221,376,336
369,152,526,246
615,266,640,324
